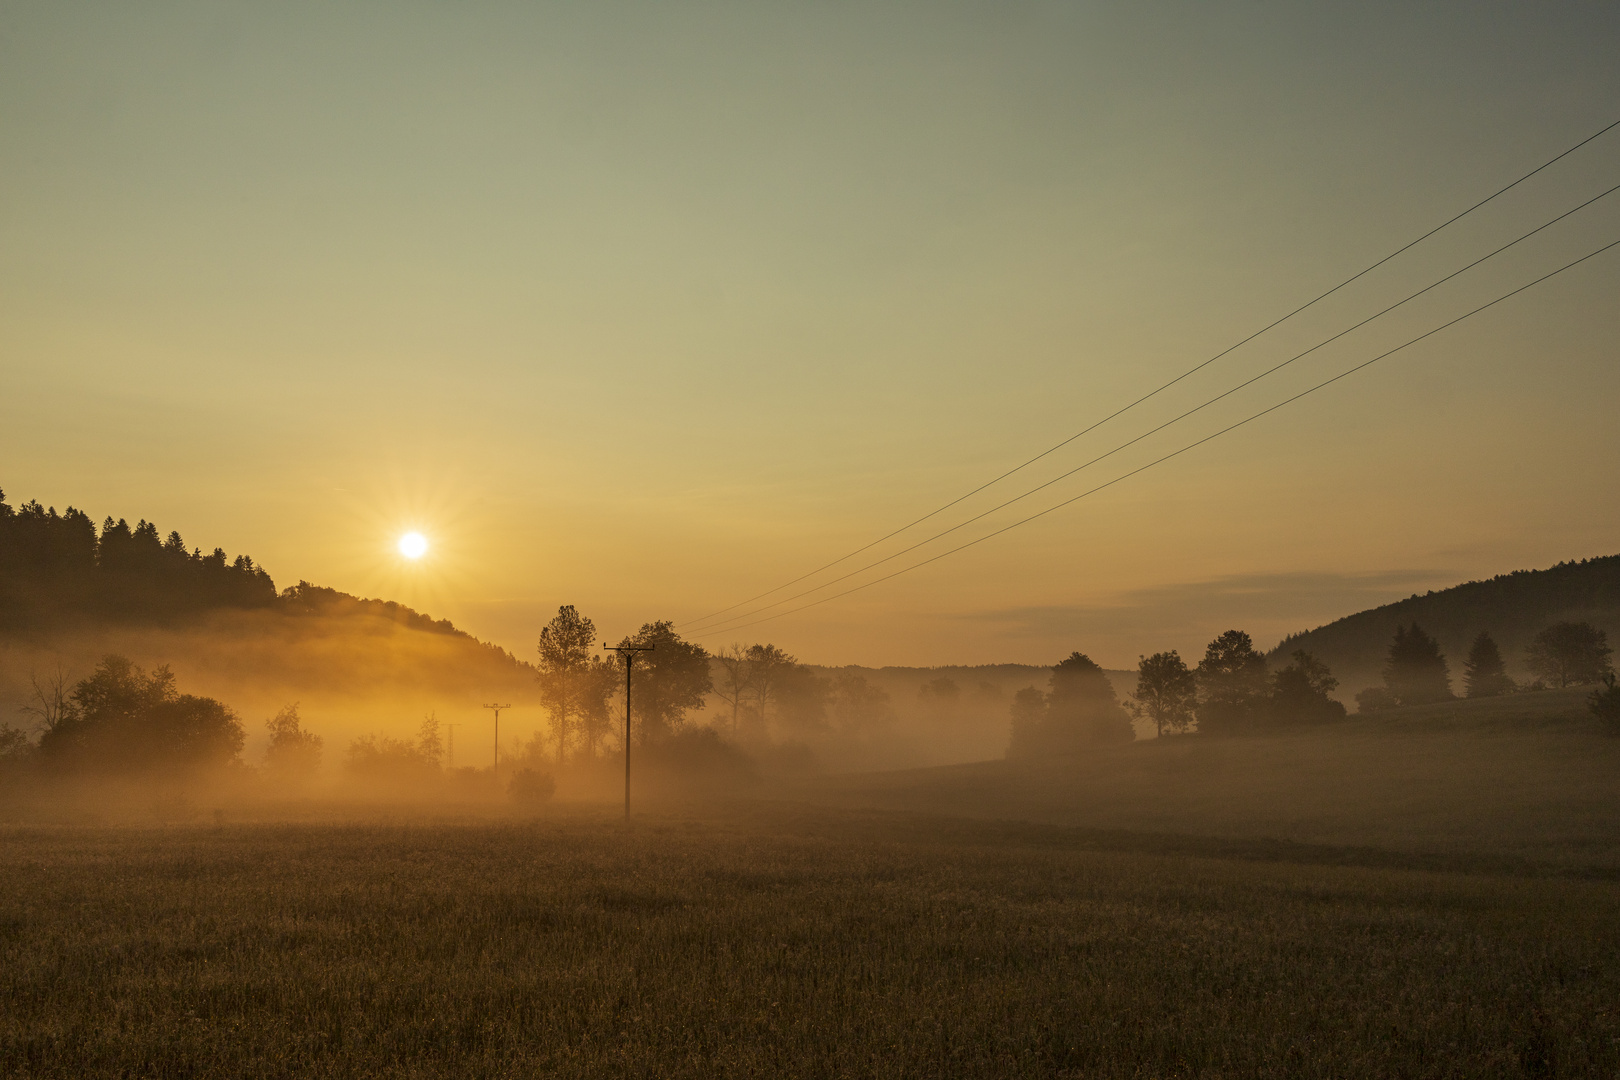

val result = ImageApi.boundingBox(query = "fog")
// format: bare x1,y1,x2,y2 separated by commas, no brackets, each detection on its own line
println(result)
0,604,1156,823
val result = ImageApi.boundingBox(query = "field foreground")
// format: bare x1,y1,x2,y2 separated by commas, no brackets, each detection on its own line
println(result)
3,806,1618,1078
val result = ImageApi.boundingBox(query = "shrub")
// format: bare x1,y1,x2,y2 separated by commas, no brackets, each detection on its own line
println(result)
1589,674,1620,736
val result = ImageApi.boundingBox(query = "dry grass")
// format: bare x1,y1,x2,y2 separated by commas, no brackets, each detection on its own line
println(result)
3,805,1618,1078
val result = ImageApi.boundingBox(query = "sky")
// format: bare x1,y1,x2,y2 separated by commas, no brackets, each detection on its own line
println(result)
3,1,1618,668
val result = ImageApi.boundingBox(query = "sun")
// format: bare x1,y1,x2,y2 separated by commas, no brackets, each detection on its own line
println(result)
397,532,429,559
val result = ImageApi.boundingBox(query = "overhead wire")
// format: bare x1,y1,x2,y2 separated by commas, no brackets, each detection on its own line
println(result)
682,180,1620,635
678,117,1620,630
691,235,1620,640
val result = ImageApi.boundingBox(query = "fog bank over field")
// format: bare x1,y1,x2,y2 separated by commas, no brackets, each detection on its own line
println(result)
0,609,540,767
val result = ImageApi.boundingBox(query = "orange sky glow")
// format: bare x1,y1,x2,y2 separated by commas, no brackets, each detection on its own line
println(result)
3,3,1618,668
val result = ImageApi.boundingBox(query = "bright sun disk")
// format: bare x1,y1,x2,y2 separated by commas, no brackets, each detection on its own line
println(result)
398,532,429,559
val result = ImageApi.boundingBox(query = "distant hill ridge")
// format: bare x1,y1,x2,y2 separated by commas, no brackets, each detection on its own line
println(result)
1270,555,1620,690
0,487,500,653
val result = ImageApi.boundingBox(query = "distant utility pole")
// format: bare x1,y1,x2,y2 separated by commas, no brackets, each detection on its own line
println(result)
482,704,511,783
444,723,461,769
602,643,654,821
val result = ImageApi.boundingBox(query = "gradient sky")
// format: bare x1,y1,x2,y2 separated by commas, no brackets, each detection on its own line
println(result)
4,1,1618,668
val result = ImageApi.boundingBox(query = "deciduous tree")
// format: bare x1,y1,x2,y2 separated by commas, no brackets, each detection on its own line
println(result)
828,672,893,733
1007,652,1132,757
1128,651,1196,737
264,703,323,782
616,621,711,744
1525,621,1613,688
36,655,244,772
1196,630,1270,734
537,605,601,762
743,643,794,730
713,644,754,735
1270,650,1345,724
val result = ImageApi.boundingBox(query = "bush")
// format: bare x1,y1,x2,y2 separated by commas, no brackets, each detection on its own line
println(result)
1356,686,1398,714
1589,674,1620,736
508,768,556,806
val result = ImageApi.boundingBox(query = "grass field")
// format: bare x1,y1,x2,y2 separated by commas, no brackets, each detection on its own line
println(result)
801,689,1620,874
3,804,1619,1079
4,690,1619,1077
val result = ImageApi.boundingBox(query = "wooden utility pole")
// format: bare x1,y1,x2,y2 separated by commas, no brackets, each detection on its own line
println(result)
482,704,511,782
602,643,653,821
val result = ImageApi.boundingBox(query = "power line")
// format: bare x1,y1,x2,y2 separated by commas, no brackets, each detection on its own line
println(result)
678,117,1620,631
692,235,1620,640
684,181,1620,634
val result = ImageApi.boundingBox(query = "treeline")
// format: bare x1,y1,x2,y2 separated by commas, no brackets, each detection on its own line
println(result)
1,489,275,627
1,487,489,646
1272,555,1620,684
1019,619,1620,751
1006,633,1345,755
1353,620,1614,711
526,606,895,765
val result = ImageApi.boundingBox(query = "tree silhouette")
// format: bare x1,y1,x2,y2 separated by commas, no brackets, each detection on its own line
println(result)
615,622,711,744
917,676,962,723
742,643,794,731
713,645,754,735
36,655,244,772
264,703,323,782
346,715,444,781
1383,624,1452,705
1270,650,1345,724
775,665,832,732
1463,632,1515,698
1589,674,1620,735
1525,622,1614,688
1196,630,1270,734
828,672,893,733
1007,652,1132,757
0,489,275,629
1005,686,1048,758
1128,651,1196,737
536,605,601,762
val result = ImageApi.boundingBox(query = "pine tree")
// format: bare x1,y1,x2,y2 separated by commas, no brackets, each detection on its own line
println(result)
1383,623,1452,705
1463,631,1514,698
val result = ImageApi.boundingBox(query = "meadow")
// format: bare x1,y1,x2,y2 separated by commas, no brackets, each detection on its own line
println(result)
803,689,1620,874
3,801,1619,1079
5,689,1620,1077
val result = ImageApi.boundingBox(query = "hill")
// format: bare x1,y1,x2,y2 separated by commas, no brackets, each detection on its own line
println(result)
1267,555,1620,693
0,488,539,757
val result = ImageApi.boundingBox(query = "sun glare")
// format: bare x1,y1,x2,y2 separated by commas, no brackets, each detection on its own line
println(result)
398,532,429,559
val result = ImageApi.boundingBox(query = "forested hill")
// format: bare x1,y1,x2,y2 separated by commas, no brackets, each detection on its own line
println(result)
1269,555,1620,690
0,488,502,656
0,488,535,718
